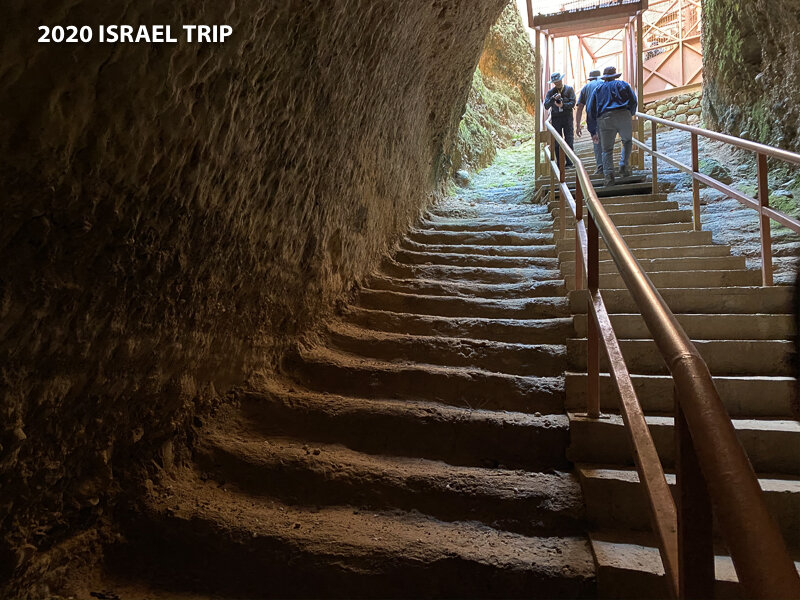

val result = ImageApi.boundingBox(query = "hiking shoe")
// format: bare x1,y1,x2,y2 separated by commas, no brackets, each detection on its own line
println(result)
620,165,632,178
593,167,604,176
603,174,616,187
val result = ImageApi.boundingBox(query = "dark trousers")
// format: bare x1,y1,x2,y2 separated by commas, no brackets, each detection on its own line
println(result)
551,114,574,166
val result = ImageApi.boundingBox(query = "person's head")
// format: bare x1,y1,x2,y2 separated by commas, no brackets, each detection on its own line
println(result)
588,69,601,81
601,66,623,81
550,72,564,89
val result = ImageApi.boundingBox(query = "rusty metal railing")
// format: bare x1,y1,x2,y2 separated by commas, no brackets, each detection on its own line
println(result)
633,112,800,286
543,119,800,599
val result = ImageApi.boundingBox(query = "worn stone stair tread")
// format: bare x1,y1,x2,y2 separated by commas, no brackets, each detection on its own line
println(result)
358,289,570,319
559,222,693,238
576,464,800,545
557,230,713,252
400,238,559,257
569,286,794,314
366,274,566,299
565,268,762,290
572,312,795,340
195,430,586,535
379,259,563,284
559,244,734,262
566,337,794,376
416,220,551,233
408,229,555,246
341,307,574,344
555,209,694,227
326,320,566,376
588,529,800,599
237,377,572,470
392,248,559,268
288,346,566,413
120,469,596,599
567,412,800,474
564,372,797,417
550,201,679,217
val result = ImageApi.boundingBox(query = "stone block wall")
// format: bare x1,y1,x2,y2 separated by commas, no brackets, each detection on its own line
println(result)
643,90,703,125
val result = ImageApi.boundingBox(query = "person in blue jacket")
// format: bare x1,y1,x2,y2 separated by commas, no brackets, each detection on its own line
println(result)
575,69,604,175
543,72,577,168
587,66,638,186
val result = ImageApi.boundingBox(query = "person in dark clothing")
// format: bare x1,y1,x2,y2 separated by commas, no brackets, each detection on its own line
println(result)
586,66,638,186
575,69,604,175
543,72,576,168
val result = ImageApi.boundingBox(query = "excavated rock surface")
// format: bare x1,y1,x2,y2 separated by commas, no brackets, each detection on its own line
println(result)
0,1,508,592
65,174,594,599
702,0,800,150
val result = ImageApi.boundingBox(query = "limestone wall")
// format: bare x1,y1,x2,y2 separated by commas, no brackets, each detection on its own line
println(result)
702,0,800,150
643,90,703,125
0,0,506,588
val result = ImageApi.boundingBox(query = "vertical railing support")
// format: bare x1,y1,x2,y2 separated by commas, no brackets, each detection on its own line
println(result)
675,390,715,600
586,213,600,419
757,152,774,286
690,132,701,231
575,176,584,291
559,141,566,240
548,133,556,210
651,119,658,193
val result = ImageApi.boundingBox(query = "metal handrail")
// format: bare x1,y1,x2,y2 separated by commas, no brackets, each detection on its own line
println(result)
634,112,800,285
543,119,800,599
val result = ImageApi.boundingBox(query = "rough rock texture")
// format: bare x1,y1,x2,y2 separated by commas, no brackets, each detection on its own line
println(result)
451,2,537,173
702,0,800,150
643,90,702,125
0,0,506,593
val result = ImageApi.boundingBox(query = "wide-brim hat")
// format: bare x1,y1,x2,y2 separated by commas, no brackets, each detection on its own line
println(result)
588,69,601,80
601,66,622,80
549,72,563,84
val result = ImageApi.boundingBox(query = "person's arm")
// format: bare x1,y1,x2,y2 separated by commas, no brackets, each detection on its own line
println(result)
563,86,576,110
543,89,554,110
628,83,638,115
575,103,585,136
587,93,597,136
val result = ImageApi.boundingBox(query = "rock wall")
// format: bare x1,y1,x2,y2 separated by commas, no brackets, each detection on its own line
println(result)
451,2,537,173
702,0,800,150
0,0,506,590
643,90,702,125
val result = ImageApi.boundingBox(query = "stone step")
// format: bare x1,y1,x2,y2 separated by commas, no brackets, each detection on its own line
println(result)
558,222,693,239
392,249,558,269
237,379,571,471
114,471,596,599
577,466,800,546
286,347,566,414
556,230,713,253
588,530,800,599
572,313,794,340
195,431,585,537
416,219,550,233
567,338,793,376
564,372,797,418
564,268,762,290
553,209,693,228
558,244,734,263
547,193,668,210
380,259,561,285
407,229,553,247
358,290,569,319
342,307,574,345
560,255,746,276
550,200,678,217
326,321,566,377
366,274,566,300
400,238,558,258
569,287,793,315
568,413,800,474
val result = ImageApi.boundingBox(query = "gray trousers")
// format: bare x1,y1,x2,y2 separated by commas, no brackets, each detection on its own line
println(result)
593,138,603,171
598,109,633,176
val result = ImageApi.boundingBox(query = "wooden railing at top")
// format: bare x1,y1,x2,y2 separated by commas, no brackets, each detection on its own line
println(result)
543,118,800,599
633,111,800,286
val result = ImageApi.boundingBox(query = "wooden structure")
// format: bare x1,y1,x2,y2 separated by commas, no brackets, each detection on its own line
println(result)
526,0,648,180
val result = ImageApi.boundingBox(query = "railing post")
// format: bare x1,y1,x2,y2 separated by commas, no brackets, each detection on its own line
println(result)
559,139,566,240
675,389,715,600
575,176,584,291
586,213,600,419
757,152,774,286
549,133,556,210
651,119,658,193
690,132,701,231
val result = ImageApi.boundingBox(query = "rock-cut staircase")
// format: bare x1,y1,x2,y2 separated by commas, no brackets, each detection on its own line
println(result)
105,194,597,598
